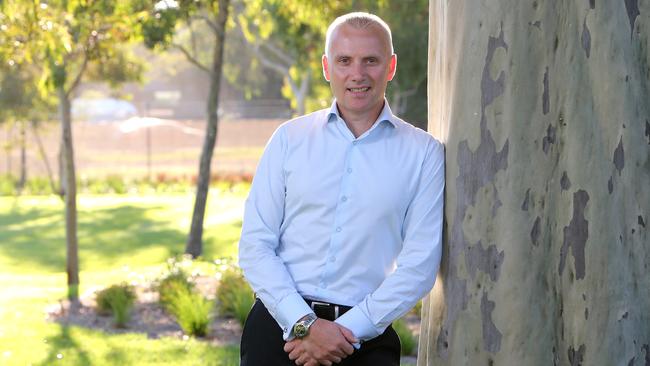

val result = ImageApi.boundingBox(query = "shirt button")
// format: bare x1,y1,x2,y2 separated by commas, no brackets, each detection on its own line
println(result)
329,257,336,262
352,141,357,145
347,168,352,174
341,196,348,202
336,227,342,232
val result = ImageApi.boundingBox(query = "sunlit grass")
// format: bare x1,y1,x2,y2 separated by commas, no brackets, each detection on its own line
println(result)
0,192,245,365
0,192,245,274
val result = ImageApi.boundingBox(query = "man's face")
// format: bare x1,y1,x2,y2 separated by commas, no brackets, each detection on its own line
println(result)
322,24,396,121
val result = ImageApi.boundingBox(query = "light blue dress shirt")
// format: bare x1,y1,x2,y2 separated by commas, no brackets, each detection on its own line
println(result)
238,100,444,343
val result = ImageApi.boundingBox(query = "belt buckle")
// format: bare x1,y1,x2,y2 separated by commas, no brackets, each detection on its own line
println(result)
310,301,340,319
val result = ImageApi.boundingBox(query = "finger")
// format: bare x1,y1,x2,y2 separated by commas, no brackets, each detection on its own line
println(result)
288,349,301,361
340,341,354,356
305,360,319,366
295,353,310,366
320,360,332,366
284,340,297,353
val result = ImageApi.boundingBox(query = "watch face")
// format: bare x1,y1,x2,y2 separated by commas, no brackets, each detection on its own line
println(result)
294,323,307,337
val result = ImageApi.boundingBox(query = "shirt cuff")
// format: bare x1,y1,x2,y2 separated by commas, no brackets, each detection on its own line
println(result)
275,292,313,340
334,305,380,344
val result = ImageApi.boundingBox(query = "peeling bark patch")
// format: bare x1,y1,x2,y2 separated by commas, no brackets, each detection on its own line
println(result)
614,137,625,175
531,217,541,246
561,171,571,190
481,28,508,110
624,0,640,39
543,124,556,154
581,18,591,58
559,190,590,279
639,215,646,228
608,176,614,194
643,344,649,366
439,28,509,359
628,357,635,366
543,67,550,114
645,120,649,144
589,0,595,9
522,188,531,210
466,241,505,281
568,344,586,366
481,292,502,353
529,20,541,29
584,307,588,320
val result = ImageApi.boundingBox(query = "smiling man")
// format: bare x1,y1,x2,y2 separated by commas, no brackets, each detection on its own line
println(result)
239,12,445,366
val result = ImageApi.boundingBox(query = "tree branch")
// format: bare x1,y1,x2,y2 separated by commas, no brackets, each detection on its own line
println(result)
171,43,212,75
191,13,223,35
65,51,89,98
258,39,295,67
252,44,290,76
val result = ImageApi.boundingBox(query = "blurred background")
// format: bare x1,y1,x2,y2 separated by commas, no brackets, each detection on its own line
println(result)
0,1,428,365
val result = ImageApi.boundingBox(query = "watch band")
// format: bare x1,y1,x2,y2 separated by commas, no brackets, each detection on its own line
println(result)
293,313,318,338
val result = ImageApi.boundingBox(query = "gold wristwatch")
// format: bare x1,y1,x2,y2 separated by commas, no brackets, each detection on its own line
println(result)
293,313,317,338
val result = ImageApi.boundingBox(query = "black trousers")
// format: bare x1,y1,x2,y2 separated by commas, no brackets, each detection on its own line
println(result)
240,299,401,366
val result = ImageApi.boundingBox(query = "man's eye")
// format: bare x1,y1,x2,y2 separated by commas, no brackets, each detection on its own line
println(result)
366,58,377,64
338,58,350,64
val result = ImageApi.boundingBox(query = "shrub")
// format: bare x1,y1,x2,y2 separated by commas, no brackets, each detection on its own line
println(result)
165,283,213,337
95,283,136,328
156,260,194,310
393,318,418,356
216,266,254,326
0,176,15,196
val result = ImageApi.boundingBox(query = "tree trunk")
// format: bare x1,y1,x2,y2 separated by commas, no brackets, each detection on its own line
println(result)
420,1,649,365
58,87,79,301
185,0,230,258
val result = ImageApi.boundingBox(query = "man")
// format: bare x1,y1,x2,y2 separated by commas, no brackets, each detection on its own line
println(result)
239,12,444,366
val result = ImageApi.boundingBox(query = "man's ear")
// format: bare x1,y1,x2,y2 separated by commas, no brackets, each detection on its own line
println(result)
387,54,397,81
322,54,331,82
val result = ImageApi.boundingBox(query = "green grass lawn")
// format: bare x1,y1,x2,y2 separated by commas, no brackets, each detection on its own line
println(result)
0,190,246,365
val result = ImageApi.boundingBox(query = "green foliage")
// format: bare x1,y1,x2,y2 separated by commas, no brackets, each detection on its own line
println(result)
157,267,195,310
155,257,213,336
236,0,429,123
215,262,254,326
0,175,16,196
95,283,136,328
165,281,213,337
393,317,418,356
0,174,252,196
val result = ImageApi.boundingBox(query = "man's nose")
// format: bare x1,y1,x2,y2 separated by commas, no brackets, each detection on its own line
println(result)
350,62,366,81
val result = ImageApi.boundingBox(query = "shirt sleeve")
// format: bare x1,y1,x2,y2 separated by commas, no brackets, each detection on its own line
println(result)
238,126,313,340
336,138,445,341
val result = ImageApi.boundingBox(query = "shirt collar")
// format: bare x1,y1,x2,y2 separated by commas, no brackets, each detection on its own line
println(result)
327,99,397,128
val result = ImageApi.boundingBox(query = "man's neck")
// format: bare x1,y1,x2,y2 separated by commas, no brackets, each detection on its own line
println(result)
338,103,384,138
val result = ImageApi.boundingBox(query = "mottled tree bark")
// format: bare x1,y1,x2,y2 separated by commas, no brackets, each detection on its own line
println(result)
421,1,650,365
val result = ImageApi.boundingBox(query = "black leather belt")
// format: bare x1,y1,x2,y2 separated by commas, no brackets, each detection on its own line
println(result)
305,299,352,321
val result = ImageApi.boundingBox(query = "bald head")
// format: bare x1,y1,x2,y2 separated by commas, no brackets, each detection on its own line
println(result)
324,12,394,59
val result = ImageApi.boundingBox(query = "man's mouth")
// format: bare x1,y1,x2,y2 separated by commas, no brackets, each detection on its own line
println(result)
347,87,370,92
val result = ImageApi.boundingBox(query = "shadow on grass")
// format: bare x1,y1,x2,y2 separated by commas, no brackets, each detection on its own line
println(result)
0,204,186,272
37,324,94,366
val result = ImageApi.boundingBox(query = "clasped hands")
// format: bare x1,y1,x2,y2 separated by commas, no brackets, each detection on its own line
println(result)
284,318,358,366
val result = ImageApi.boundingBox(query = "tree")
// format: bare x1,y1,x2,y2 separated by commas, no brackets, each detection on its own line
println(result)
236,0,339,116
0,63,58,193
420,1,649,365
140,0,231,258
237,0,429,127
1,0,144,301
